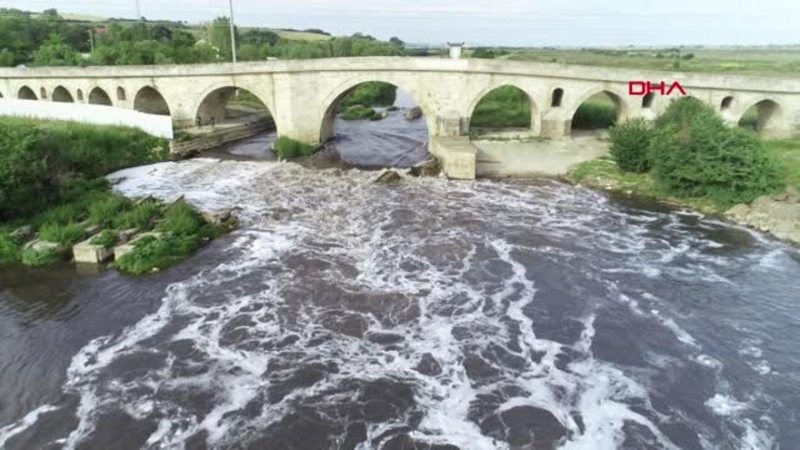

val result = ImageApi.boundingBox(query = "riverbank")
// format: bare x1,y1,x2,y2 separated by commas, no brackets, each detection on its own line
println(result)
0,118,235,273
565,138,800,245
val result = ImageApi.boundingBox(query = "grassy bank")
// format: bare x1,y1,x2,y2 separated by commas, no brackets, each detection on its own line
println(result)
0,118,233,273
471,86,531,129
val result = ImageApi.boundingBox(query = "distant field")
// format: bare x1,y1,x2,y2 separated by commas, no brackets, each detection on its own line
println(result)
272,30,331,41
504,48,800,76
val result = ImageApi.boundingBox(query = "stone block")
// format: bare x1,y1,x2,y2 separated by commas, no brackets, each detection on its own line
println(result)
73,237,114,264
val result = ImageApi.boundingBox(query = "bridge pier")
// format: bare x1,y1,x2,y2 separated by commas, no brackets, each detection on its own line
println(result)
540,111,571,139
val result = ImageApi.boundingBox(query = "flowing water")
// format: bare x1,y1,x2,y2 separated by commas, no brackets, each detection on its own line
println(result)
0,111,798,450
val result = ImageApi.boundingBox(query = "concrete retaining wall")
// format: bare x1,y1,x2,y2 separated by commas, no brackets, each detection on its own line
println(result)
170,117,273,158
0,99,173,139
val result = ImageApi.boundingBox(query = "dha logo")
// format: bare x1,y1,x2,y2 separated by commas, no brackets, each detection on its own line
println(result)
628,81,687,97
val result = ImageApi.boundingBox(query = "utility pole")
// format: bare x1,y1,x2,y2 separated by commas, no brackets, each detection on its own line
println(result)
229,0,237,63
135,0,141,20
88,29,95,53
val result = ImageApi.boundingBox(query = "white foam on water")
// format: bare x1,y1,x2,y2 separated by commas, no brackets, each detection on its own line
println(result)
4,160,788,448
706,394,748,417
0,404,60,448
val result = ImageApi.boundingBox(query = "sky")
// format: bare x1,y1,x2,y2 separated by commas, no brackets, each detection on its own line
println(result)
5,0,800,47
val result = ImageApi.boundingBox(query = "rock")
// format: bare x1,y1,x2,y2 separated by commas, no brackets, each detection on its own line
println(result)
73,236,114,264
119,228,139,243
25,239,63,252
405,106,422,121
725,187,800,244
374,170,403,184
387,105,399,112
202,209,232,226
84,224,102,236
10,225,32,241
409,158,442,177
114,232,163,260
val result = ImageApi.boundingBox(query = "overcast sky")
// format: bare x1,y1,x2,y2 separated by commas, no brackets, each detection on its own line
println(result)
6,0,800,46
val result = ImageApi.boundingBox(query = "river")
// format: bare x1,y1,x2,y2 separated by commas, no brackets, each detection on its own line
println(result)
0,99,798,450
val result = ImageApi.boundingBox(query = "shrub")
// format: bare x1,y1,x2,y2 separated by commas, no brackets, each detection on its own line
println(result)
341,105,382,121
39,222,85,245
90,229,119,248
609,118,652,173
114,200,162,230
273,137,316,159
655,97,720,129
340,82,397,108
649,110,783,205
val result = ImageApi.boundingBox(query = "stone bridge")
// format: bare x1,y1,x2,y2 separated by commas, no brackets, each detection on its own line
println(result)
1,57,799,178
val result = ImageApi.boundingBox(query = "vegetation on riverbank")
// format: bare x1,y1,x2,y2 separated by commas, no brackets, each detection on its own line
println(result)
569,98,796,215
341,105,383,121
572,95,617,130
0,118,232,273
273,136,317,159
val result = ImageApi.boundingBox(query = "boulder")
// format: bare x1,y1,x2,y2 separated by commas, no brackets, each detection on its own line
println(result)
202,209,232,226
409,158,442,177
10,225,32,241
374,170,403,184
405,106,422,121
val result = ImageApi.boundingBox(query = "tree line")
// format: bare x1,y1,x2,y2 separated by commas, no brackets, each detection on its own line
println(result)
0,8,411,67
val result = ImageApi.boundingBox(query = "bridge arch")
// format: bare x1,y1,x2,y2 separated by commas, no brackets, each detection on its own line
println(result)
133,86,171,117
738,98,784,135
18,86,37,100
467,83,539,136
569,87,630,132
88,87,113,106
319,77,433,143
52,86,74,103
194,85,275,128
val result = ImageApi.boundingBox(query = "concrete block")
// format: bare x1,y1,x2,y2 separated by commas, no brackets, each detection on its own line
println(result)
73,237,114,264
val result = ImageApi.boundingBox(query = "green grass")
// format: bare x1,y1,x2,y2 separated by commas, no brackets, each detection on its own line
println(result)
21,247,64,266
113,200,162,230
507,47,800,76
90,229,120,248
0,230,21,262
572,94,618,130
765,139,800,189
470,85,531,129
88,195,130,227
38,223,85,245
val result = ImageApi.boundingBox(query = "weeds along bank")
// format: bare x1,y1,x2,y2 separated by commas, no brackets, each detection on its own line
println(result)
568,97,800,244
0,118,234,273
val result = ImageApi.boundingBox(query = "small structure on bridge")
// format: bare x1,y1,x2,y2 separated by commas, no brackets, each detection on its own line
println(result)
447,43,465,60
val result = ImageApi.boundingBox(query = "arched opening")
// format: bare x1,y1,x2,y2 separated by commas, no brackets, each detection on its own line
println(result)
52,86,74,103
721,96,734,111
551,88,564,107
76,89,84,102
642,93,654,109
321,81,429,168
133,86,171,116
18,86,37,100
40,88,47,99
88,87,113,106
117,87,127,101
469,85,535,138
195,87,273,127
738,99,782,134
571,90,625,133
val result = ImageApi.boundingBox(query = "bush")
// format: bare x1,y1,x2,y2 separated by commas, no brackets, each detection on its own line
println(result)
39,222,85,245
273,137,316,159
609,118,652,173
341,105,382,121
21,247,63,266
340,82,397,108
649,106,783,205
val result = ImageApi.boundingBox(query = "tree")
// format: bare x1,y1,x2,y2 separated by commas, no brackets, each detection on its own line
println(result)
32,33,81,66
0,49,16,67
207,17,238,60
389,37,404,47
238,44,260,61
